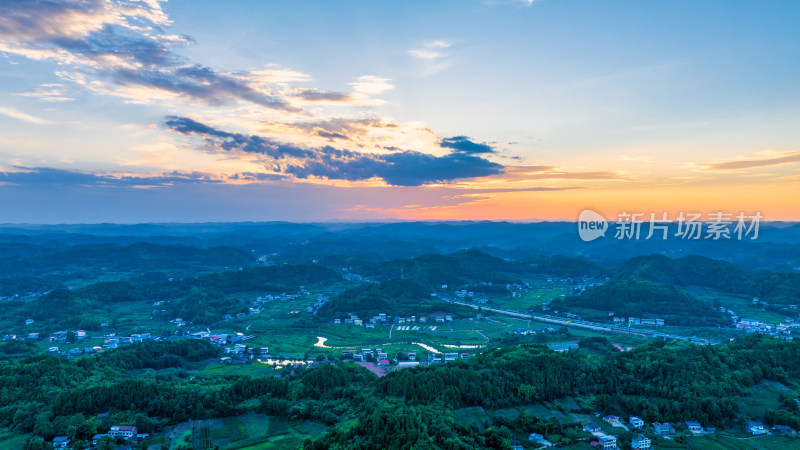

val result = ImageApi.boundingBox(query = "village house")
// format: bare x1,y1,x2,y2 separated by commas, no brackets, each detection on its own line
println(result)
737,318,762,329
629,416,644,428
528,433,543,441
52,436,70,448
747,421,767,435
771,424,795,434
598,435,617,449
631,435,651,449
603,415,620,425
92,434,110,445
583,424,601,433
109,425,138,439
548,343,578,352
653,422,673,435
685,421,703,434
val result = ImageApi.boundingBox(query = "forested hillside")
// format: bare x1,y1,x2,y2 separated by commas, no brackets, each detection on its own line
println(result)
3,336,800,449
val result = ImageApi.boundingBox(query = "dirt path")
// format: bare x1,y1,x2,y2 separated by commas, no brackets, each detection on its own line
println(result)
356,361,388,377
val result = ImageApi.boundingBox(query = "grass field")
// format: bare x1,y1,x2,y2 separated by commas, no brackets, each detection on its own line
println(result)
688,434,800,449
0,433,28,450
192,414,327,450
737,381,792,418
453,406,492,431
689,287,789,324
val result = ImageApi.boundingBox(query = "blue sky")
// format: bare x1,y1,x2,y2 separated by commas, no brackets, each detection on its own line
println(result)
0,0,798,222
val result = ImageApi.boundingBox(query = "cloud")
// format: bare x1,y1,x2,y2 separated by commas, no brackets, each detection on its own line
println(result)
165,116,504,186
14,83,74,102
0,0,170,43
695,150,800,171
498,165,629,181
407,40,452,60
349,76,394,95
440,136,495,154
109,65,299,111
0,106,50,124
407,40,454,75
0,0,300,111
260,118,401,143
293,89,354,102
0,166,223,187
315,130,349,140
460,186,583,193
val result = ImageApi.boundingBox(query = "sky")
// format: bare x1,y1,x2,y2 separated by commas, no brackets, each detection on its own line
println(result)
0,0,798,223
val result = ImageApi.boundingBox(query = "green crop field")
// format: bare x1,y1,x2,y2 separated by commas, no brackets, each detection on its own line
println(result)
688,434,800,449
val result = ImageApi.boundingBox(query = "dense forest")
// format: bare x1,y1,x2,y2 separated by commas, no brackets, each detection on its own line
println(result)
557,277,730,326
614,254,800,305
2,336,800,449
4,264,340,330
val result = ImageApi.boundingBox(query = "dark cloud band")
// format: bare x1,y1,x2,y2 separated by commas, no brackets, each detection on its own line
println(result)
165,116,504,186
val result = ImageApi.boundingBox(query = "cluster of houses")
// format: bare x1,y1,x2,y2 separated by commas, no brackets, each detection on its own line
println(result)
558,275,608,296
428,352,469,363
547,342,579,352
583,423,619,449
222,288,317,322
506,281,530,295
736,317,798,340
584,413,794,447
6,329,91,343
514,326,561,336
342,272,365,282
219,345,270,365
331,312,454,328
44,331,160,357
348,348,394,366
341,348,475,367
51,425,148,449
610,317,665,326
190,330,251,347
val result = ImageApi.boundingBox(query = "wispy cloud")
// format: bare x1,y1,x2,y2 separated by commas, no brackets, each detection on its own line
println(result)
407,40,453,75
0,106,50,124
14,83,74,102
499,165,630,181
694,150,800,171
0,166,223,187
348,76,394,95
407,40,451,60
